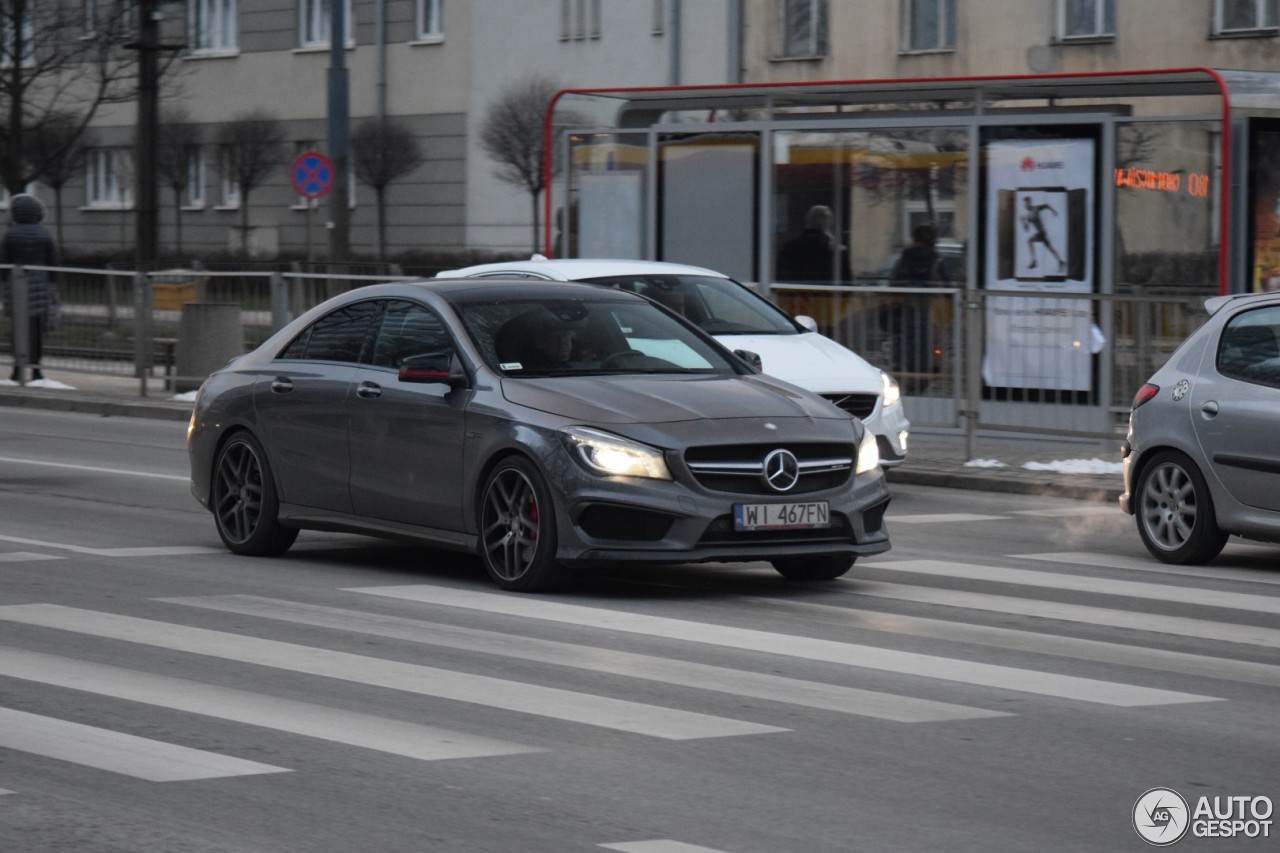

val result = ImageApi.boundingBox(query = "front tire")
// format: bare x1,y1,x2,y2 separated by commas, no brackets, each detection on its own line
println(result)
1135,450,1227,564
770,554,855,580
479,457,567,592
211,432,298,556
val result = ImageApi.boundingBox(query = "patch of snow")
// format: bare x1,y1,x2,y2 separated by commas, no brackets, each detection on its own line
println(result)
23,378,77,390
963,458,1008,468
170,391,199,402
0,379,17,386
1022,458,1123,475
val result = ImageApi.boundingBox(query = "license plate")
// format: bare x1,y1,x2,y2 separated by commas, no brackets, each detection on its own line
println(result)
733,501,830,531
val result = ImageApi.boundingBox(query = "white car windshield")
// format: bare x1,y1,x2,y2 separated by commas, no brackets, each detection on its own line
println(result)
580,274,799,336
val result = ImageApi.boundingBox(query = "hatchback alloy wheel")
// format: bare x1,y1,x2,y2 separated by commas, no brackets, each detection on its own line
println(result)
1136,451,1227,564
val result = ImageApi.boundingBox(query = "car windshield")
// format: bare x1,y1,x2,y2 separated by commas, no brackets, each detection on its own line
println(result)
580,274,799,336
450,293,742,378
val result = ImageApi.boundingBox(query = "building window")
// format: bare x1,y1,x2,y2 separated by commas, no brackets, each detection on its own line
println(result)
902,0,956,52
559,0,601,40
191,0,237,52
778,0,829,57
652,0,665,35
1214,0,1278,33
1,11,34,67
417,0,441,39
300,0,354,48
1058,0,1114,39
85,149,133,209
218,145,240,208
184,147,206,207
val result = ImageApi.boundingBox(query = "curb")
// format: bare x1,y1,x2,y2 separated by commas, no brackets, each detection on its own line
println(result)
0,390,191,422
885,466,1120,504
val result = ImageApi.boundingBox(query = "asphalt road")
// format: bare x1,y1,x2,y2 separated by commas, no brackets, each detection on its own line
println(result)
1,408,1277,853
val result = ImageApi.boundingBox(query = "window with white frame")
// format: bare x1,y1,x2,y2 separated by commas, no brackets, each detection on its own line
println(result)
1214,0,1278,33
300,0,354,48
778,0,829,57
559,0,601,40
417,0,441,40
191,0,237,52
184,147,206,207
85,149,134,209
218,145,240,208
1058,0,1114,39
902,0,956,52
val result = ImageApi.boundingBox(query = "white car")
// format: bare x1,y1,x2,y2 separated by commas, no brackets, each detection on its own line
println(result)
436,258,910,466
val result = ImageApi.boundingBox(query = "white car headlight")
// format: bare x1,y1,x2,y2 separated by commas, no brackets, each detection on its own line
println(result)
854,428,881,475
880,371,901,408
562,427,672,480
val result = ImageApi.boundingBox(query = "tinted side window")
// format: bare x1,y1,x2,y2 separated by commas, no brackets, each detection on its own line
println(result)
284,301,380,363
1217,306,1280,388
370,300,453,368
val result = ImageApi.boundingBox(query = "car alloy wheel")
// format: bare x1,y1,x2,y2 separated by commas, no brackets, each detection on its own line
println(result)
1135,450,1227,565
212,432,298,556
479,457,566,592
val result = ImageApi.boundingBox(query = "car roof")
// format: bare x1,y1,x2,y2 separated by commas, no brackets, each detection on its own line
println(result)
435,256,732,281
404,277,640,301
1204,290,1280,316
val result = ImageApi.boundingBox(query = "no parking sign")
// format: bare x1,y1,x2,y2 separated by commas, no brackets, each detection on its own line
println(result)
291,151,334,198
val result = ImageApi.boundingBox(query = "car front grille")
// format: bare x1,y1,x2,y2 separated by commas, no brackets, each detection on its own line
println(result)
683,442,854,496
820,393,878,419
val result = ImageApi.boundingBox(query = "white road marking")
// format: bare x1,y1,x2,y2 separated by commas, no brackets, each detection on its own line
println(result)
887,513,1006,524
1010,506,1122,517
1019,551,1280,587
163,595,1007,724
849,581,1280,648
0,552,63,563
0,648,540,762
0,605,782,741
600,842,734,852
348,586,1216,707
0,789,14,795
0,535,217,558
863,559,1280,615
0,455,187,482
0,706,288,782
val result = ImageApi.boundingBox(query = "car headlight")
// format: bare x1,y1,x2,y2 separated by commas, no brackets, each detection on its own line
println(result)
854,428,880,475
561,427,672,480
880,371,901,408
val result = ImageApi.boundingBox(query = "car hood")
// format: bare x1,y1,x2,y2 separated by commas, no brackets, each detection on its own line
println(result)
501,373,846,425
715,332,879,392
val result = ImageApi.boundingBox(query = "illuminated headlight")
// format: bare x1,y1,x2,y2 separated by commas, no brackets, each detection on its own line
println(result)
562,427,672,480
880,371,901,408
854,428,881,474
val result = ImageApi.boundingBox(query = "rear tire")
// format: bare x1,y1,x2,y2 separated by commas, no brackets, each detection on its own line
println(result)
212,432,298,556
1135,450,1227,564
770,554,855,580
478,457,568,592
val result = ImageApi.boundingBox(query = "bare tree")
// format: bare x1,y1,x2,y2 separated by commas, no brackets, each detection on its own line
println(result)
27,112,92,253
479,77,575,253
156,108,202,256
216,110,286,256
352,117,423,261
0,1,142,196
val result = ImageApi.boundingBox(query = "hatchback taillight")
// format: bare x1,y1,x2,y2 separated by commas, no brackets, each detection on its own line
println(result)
1131,383,1159,410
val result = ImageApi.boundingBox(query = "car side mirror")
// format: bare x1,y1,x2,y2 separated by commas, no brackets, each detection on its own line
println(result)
795,315,818,332
399,352,467,387
733,349,763,371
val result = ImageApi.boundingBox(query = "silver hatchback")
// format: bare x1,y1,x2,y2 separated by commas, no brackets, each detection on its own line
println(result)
1121,291,1280,563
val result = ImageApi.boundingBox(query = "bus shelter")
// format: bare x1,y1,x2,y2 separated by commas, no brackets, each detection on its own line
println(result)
543,68,1280,438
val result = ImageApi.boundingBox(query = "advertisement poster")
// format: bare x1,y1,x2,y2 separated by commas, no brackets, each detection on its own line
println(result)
983,138,1096,391
1251,130,1280,293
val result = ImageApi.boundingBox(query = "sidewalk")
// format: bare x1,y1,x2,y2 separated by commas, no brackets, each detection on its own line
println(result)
0,367,1126,503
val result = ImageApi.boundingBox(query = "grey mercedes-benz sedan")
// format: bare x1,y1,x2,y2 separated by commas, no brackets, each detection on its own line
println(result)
188,279,891,591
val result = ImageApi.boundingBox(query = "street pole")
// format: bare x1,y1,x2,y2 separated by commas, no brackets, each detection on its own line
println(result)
327,0,351,263
135,0,160,266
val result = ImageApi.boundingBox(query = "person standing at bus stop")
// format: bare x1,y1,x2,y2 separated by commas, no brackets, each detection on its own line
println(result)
1,194,59,384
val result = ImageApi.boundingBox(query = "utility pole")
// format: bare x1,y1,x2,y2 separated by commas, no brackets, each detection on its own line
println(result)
134,0,160,266
327,0,351,262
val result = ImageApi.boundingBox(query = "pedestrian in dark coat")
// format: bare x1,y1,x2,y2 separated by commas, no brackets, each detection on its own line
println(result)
1,194,59,383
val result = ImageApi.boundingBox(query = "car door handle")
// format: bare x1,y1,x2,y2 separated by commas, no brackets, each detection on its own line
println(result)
1201,401,1219,417
270,377,294,393
356,381,382,399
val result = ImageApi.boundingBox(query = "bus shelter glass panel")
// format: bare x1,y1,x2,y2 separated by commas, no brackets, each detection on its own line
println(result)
658,133,758,282
565,133,648,259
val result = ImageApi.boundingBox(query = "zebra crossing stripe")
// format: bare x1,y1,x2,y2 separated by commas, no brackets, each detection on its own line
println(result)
0,552,62,563
1018,552,1280,587
346,586,1217,707
161,595,1009,724
0,706,288,782
0,647,540,762
0,604,783,741
600,841,734,852
862,559,1280,614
